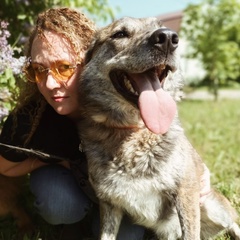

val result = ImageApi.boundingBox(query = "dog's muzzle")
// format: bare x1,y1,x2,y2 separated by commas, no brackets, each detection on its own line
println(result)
149,28,179,52
110,28,179,106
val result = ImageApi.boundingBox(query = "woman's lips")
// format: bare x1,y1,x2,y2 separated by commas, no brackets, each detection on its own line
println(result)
52,96,69,102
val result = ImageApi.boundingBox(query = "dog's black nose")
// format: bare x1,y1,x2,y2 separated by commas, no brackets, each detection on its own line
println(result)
149,28,179,52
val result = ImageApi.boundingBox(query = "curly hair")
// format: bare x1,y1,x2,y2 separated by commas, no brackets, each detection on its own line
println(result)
13,7,96,145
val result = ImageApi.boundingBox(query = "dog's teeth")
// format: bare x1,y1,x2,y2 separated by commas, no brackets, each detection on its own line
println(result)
124,77,135,94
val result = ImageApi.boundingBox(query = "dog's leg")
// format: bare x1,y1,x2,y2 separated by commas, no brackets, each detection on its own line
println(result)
201,189,240,239
99,201,123,240
229,223,240,240
175,187,201,240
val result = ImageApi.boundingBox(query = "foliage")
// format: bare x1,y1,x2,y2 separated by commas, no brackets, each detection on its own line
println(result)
180,0,240,99
0,0,115,49
0,20,25,122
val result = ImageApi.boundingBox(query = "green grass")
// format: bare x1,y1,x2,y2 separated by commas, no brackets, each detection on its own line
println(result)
178,99,240,239
178,99,240,199
1,99,240,239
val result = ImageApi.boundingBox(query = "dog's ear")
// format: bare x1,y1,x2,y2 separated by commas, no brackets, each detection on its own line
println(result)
84,31,103,64
84,39,97,64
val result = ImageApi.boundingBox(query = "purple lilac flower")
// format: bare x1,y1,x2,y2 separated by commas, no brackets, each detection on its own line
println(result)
0,20,25,75
11,56,26,74
0,89,10,121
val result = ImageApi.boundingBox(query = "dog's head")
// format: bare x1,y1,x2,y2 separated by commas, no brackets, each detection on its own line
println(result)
80,17,184,134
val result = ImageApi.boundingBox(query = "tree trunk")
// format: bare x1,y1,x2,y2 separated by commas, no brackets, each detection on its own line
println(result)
212,78,219,101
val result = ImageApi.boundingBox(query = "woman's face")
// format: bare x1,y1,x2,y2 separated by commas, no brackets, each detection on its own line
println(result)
31,31,82,119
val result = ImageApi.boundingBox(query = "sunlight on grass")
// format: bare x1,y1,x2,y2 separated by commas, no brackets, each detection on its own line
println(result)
179,99,240,202
178,99,240,239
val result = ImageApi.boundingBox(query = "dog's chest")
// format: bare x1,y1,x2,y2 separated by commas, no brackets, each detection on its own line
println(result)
90,129,178,178
88,130,182,211
97,174,173,223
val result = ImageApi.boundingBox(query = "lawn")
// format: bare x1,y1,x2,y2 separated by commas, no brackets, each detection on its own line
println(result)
1,99,240,240
178,99,240,205
178,99,240,240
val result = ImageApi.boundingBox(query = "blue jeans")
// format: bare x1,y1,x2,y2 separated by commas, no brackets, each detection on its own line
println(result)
30,165,144,240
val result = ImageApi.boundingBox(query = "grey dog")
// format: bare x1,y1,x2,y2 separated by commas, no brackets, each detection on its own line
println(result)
78,17,240,240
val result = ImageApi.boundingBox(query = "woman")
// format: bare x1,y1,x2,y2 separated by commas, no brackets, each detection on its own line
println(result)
0,7,145,240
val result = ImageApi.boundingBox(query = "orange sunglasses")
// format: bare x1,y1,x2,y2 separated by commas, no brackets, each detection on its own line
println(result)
26,60,79,83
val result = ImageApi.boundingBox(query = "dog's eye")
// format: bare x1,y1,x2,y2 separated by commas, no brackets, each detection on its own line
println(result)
111,31,129,39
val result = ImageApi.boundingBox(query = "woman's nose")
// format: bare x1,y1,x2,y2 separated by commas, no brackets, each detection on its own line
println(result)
45,72,61,89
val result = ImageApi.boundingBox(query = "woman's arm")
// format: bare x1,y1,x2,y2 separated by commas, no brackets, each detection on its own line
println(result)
0,155,70,177
0,155,47,176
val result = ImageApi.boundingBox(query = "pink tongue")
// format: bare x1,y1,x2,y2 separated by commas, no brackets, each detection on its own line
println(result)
129,72,177,134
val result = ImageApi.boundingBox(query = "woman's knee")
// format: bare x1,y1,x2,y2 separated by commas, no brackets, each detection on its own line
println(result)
30,165,91,224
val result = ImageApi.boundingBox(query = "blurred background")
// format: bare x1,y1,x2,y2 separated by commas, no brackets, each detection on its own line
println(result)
0,1,240,239
1,0,240,117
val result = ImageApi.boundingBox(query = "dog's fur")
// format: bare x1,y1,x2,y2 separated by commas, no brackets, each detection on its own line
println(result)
0,174,33,236
78,17,240,239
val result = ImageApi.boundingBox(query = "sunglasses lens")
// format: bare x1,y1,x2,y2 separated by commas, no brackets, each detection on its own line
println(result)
56,63,76,79
29,64,47,83
35,72,48,83
28,62,77,83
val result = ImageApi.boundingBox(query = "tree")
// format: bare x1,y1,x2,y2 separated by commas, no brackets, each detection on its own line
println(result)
180,0,240,100
0,0,115,50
